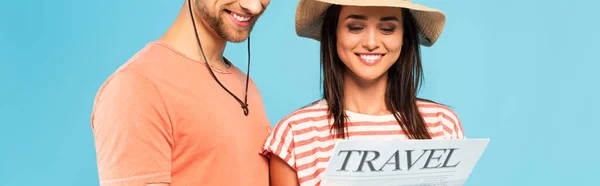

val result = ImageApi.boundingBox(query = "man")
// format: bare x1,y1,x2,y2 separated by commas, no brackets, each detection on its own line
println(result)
91,0,271,185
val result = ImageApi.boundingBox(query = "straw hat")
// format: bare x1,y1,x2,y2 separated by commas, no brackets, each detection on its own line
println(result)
295,0,446,47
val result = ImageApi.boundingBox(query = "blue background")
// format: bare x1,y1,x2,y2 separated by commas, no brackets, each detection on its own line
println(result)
1,0,598,185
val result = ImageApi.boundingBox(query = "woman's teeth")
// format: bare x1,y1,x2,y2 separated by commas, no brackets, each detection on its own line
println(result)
360,54,382,61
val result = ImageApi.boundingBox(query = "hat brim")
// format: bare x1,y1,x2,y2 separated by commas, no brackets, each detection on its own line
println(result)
295,0,446,47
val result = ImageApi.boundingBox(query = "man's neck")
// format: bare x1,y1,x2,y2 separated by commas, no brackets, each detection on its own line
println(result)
343,71,390,115
158,2,229,70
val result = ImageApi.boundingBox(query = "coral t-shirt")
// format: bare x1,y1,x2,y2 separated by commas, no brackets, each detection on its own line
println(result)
91,41,272,185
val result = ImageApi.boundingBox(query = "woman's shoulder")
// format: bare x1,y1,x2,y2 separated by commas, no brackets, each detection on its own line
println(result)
416,99,458,116
275,99,330,127
416,99,465,139
262,99,330,158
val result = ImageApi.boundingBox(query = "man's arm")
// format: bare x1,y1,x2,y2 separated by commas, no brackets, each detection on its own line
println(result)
92,71,173,185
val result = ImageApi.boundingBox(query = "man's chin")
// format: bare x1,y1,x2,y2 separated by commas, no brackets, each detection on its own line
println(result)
223,30,251,43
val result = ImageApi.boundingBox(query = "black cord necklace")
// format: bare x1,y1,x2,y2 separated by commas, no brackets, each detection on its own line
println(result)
187,0,251,116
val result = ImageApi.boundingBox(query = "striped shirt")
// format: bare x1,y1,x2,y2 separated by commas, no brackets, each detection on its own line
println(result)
261,99,465,186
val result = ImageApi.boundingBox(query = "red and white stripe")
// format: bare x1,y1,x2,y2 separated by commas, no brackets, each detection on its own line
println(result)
262,100,464,186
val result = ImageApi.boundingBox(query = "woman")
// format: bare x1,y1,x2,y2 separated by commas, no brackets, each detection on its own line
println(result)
262,0,465,185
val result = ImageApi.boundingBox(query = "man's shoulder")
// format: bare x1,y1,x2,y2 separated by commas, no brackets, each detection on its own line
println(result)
116,41,174,77
93,42,173,102
101,41,181,84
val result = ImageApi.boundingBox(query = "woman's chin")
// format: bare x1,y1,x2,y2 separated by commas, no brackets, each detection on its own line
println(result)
351,72,387,83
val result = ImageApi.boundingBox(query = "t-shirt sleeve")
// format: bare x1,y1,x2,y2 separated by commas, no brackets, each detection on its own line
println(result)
437,105,465,139
261,118,297,170
91,71,173,185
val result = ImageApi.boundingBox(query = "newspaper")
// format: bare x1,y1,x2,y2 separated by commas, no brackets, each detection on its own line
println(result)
320,139,490,186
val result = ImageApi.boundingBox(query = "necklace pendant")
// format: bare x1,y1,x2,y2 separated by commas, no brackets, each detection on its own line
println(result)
242,104,249,116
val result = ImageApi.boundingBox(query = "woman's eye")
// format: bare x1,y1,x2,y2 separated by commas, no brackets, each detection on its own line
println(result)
348,26,364,32
380,28,396,34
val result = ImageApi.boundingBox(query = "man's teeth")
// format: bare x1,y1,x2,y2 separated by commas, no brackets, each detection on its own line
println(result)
360,54,382,61
232,12,251,22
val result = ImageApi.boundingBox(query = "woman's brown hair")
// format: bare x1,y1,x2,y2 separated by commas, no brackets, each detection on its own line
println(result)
320,5,434,139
